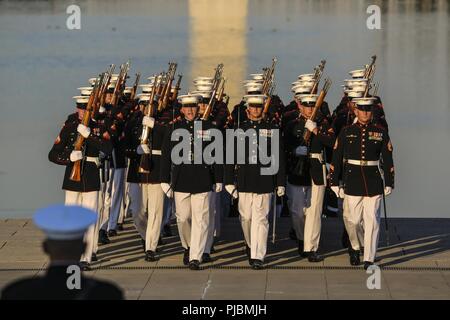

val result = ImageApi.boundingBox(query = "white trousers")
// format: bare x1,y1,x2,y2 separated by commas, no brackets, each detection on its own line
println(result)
204,191,222,254
339,198,364,246
287,182,325,252
65,190,99,263
142,183,165,252
238,192,271,261
128,183,146,239
101,168,125,231
174,191,210,262
343,194,382,263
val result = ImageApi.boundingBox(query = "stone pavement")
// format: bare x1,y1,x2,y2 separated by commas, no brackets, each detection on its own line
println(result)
0,217,449,299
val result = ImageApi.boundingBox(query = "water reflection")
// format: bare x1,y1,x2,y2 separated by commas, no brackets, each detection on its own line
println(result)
0,0,449,218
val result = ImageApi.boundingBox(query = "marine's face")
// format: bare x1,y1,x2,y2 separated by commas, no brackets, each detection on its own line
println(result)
105,93,113,104
247,105,263,120
198,103,208,115
355,109,372,124
300,105,313,118
76,108,85,120
181,105,199,121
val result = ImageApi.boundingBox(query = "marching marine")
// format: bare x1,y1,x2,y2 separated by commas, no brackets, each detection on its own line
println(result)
329,97,394,269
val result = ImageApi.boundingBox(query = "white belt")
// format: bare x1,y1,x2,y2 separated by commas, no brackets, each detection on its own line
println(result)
85,156,100,167
152,149,162,156
347,159,379,166
309,153,324,162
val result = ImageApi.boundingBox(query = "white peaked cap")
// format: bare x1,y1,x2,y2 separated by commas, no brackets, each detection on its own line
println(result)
123,87,133,94
33,204,97,240
292,85,313,94
190,90,212,99
300,94,318,104
139,84,154,93
72,96,90,104
195,84,214,91
349,69,366,78
137,94,151,103
250,73,264,80
88,77,99,86
353,97,377,105
178,94,202,105
77,87,93,96
298,73,315,81
243,94,266,105
346,90,364,98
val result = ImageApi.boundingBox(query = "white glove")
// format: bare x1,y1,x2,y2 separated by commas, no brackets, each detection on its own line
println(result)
305,119,317,132
384,186,392,196
99,106,106,114
77,124,91,138
277,186,285,197
70,150,83,162
225,184,238,199
214,183,223,193
137,144,150,155
161,183,173,198
294,145,308,156
142,116,155,128
331,186,345,198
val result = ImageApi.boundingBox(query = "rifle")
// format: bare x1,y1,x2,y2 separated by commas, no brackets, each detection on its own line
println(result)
111,61,130,107
201,63,223,121
303,78,332,143
364,55,377,79
69,73,106,181
171,74,183,101
159,62,177,112
262,57,277,118
95,64,115,114
138,74,162,173
363,64,376,98
262,57,277,95
130,72,141,100
262,85,274,120
310,60,326,94
217,77,226,102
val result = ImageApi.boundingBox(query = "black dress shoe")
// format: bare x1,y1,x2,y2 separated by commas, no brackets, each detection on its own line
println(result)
251,259,264,270
363,261,374,270
108,229,117,237
202,253,213,263
79,261,90,271
349,250,361,266
306,251,324,263
163,224,172,237
183,248,190,266
298,240,304,256
98,230,110,245
248,259,255,267
145,250,159,262
189,260,200,270
289,228,297,240
117,223,124,231
91,253,98,262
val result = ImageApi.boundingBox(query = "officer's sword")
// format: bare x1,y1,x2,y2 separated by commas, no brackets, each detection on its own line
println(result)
379,165,390,246
272,190,277,244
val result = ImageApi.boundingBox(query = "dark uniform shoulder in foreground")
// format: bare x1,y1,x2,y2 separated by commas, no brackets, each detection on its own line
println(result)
1,266,123,300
